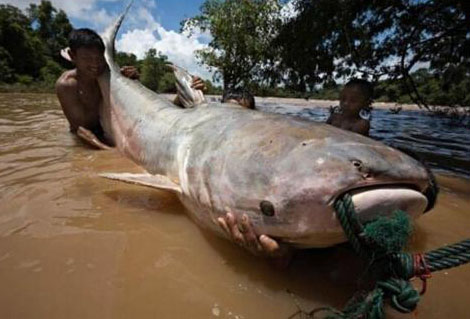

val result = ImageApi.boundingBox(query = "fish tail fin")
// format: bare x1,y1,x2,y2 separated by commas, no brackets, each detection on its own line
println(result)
170,64,206,108
101,0,134,71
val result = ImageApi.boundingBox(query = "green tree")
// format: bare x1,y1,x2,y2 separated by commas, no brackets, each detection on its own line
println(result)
0,47,14,83
140,48,172,92
183,0,284,91
0,4,45,80
277,0,470,108
28,1,73,67
40,58,63,87
204,79,222,95
158,72,177,93
115,52,139,69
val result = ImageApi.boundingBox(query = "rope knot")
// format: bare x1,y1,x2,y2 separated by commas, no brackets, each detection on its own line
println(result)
377,278,420,313
413,253,432,295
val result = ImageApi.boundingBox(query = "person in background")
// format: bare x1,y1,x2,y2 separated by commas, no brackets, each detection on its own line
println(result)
172,74,256,110
222,89,256,109
172,76,207,107
326,79,373,136
56,28,139,150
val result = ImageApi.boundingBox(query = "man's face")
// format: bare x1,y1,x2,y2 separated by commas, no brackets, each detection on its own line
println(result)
339,87,368,116
70,47,106,79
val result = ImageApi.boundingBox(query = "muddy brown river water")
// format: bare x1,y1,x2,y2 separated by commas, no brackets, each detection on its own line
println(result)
0,93,469,319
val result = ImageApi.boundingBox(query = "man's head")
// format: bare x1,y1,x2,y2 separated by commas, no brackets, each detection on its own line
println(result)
340,79,373,116
67,28,106,79
222,90,256,109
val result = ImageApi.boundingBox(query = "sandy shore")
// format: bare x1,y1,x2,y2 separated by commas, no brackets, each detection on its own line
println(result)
256,96,425,111
161,93,429,111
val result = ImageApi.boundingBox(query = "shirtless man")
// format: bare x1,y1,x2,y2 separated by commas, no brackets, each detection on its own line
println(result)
56,28,138,150
326,79,373,136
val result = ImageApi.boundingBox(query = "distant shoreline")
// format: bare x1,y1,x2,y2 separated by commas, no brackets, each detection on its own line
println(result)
1,91,467,112
161,94,432,111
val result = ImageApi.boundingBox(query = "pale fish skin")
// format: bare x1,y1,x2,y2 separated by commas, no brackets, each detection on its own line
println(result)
170,64,206,108
97,4,435,249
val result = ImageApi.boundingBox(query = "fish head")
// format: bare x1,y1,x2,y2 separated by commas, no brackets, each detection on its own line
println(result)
218,123,436,248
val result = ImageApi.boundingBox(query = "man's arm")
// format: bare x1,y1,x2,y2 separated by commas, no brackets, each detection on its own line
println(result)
173,76,207,107
77,126,112,150
55,74,112,149
120,66,139,80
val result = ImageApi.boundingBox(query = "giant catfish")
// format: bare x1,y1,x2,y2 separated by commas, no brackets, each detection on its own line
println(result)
97,3,437,250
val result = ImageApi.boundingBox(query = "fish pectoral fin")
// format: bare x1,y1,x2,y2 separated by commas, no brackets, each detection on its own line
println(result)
99,173,182,193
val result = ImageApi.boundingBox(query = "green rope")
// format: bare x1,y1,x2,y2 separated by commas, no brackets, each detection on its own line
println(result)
425,240,470,272
304,193,470,319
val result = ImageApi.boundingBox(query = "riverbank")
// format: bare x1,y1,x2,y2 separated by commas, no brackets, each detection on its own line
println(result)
0,83,54,94
162,93,421,110
1,89,467,113
162,93,470,113
258,96,423,111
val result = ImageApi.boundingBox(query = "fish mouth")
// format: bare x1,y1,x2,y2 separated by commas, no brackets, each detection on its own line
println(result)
347,185,428,223
332,167,438,218
286,184,429,249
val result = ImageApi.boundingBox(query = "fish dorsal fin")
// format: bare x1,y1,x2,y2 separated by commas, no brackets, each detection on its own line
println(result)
100,173,182,193
101,0,134,73
170,64,206,108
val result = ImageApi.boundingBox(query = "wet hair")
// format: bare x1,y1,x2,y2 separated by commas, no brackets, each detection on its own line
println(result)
344,78,374,101
68,28,105,53
222,89,256,109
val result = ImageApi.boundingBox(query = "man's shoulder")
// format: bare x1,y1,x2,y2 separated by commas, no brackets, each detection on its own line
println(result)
56,69,78,92
357,118,370,126
326,113,342,124
354,118,370,135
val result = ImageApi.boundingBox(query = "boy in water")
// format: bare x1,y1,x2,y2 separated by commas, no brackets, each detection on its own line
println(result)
326,79,373,136
56,28,139,150
173,77,256,110
222,89,256,109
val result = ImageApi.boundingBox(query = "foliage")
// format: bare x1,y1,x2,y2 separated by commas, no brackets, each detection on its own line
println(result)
0,4,45,80
276,0,470,108
1,0,467,109
0,46,14,82
140,48,176,93
17,74,34,85
182,0,284,91
158,72,177,93
0,0,220,95
40,58,64,87
115,52,140,69
27,1,73,68
204,79,223,95
314,68,470,107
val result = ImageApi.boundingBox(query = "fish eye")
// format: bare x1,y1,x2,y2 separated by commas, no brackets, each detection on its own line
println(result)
260,200,275,217
351,160,363,168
